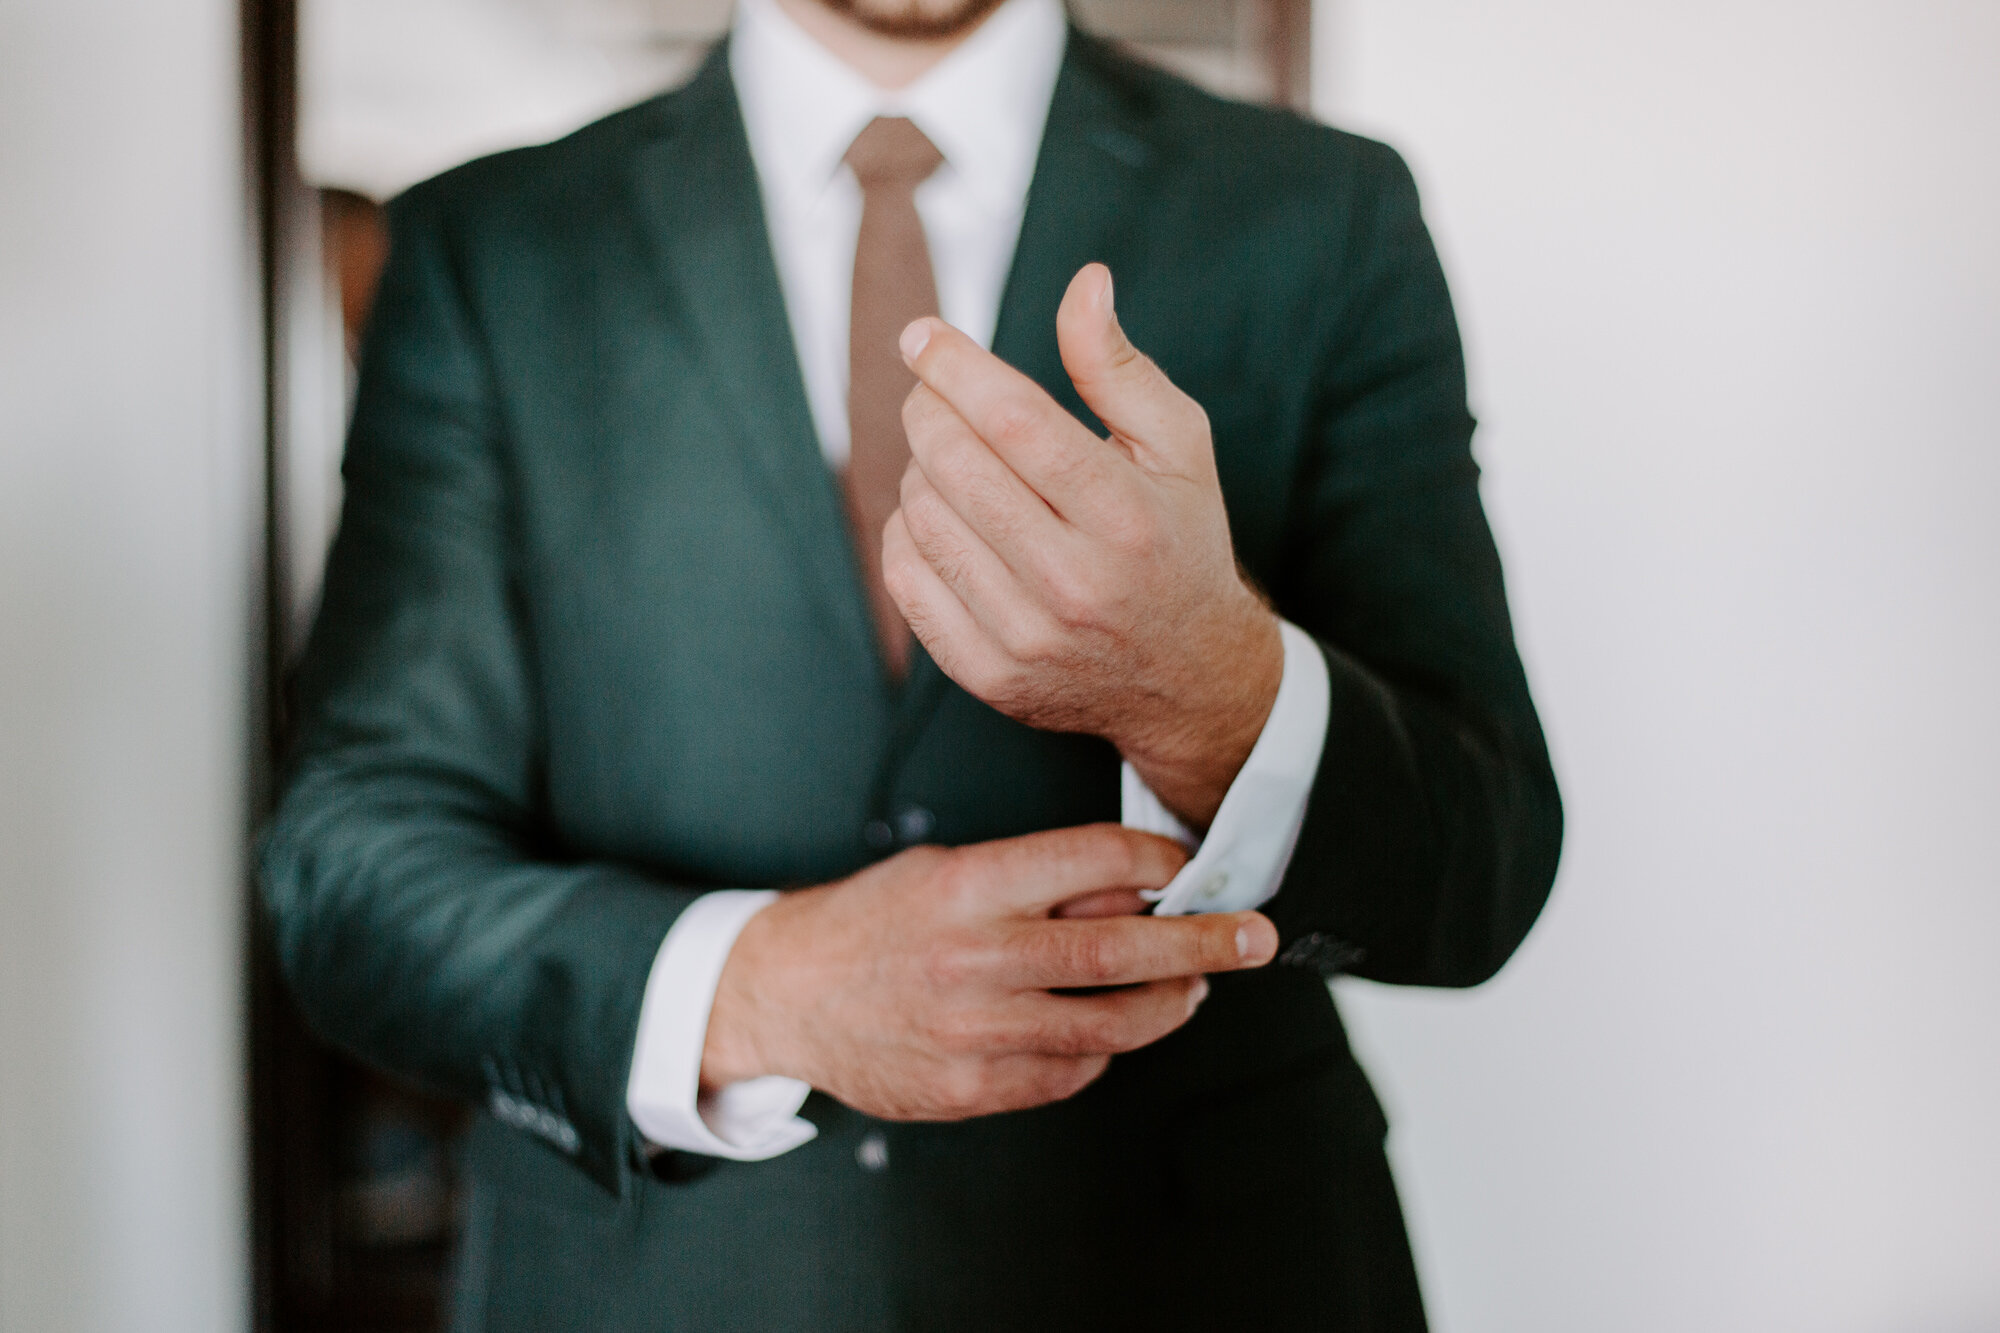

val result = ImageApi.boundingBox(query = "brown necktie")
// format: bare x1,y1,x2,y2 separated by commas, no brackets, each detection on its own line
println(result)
843,117,944,682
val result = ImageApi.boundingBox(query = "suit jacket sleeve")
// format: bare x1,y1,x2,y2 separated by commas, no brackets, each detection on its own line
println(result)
259,183,691,1196
1264,141,1564,988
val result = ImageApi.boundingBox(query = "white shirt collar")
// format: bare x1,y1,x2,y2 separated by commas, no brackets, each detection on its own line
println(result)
728,0,1068,215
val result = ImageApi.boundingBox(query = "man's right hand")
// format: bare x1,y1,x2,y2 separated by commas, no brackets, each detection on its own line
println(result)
700,824,1279,1122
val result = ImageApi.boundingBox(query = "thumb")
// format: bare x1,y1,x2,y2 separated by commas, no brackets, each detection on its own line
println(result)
1055,263,1207,472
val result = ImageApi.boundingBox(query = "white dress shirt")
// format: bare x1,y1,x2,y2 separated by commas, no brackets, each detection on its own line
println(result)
624,0,1333,1160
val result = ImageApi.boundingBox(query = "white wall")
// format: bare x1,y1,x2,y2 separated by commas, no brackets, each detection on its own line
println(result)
1314,3,2000,1329
0,1,257,1330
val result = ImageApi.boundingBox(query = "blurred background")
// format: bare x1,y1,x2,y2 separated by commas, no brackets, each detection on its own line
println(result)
2,0,1995,1329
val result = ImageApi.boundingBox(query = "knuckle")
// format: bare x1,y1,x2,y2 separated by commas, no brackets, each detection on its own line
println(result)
961,470,1022,536
967,656,1026,709
932,437,984,494
1095,993,1173,1054
902,385,946,437
984,401,1042,453
1039,564,1101,630
1203,919,1245,970
1091,1019,1146,1057
1060,930,1124,986
925,1004,988,1054
1106,337,1147,376
901,485,950,541
1010,1013,1063,1055
921,941,978,991
995,609,1059,665
880,545,923,603
936,857,985,912
957,655,1001,701
1058,1012,1121,1057
1042,442,1099,492
937,1061,989,1118
916,528,974,589
1100,506,1157,561
1079,823,1141,883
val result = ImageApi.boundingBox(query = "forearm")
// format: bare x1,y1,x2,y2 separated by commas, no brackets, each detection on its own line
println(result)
1114,595,1285,832
261,761,697,1193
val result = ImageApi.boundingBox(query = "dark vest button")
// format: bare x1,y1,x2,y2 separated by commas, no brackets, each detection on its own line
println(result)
894,805,935,843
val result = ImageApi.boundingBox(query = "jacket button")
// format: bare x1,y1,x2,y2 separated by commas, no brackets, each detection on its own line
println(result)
894,805,935,843
863,820,896,850
856,1131,890,1172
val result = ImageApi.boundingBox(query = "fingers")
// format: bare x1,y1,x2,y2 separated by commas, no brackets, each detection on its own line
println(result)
1027,976,1208,1055
899,396,1134,645
882,507,984,657
932,977,1206,1063
899,975,1210,1118
899,1053,1111,1122
1051,887,1150,919
1005,910,1278,991
902,382,1066,570
896,460,1042,647
1053,264,1210,478
962,823,1188,915
898,317,1136,527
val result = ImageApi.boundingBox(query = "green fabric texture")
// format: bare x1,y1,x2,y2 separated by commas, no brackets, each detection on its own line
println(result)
261,33,1560,1331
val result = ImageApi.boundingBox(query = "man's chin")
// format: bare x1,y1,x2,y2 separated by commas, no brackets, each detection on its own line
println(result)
817,0,1010,41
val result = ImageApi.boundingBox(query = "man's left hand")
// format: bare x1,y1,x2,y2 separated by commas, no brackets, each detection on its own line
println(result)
883,263,1283,829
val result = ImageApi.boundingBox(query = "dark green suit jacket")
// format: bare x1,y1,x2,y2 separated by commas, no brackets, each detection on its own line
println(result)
263,34,1561,1332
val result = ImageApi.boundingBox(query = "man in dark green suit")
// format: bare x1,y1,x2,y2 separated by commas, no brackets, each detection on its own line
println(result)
261,0,1561,1323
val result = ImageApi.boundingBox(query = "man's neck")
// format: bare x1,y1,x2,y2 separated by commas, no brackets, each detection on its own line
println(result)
770,0,986,90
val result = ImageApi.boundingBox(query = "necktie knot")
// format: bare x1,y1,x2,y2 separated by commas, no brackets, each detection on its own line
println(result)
845,117,944,191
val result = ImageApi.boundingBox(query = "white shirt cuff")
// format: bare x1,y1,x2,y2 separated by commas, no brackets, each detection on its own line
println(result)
625,889,818,1161
1124,620,1331,916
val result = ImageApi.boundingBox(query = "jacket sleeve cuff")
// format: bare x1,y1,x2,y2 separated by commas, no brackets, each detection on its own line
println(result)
1125,619,1332,916
625,889,817,1161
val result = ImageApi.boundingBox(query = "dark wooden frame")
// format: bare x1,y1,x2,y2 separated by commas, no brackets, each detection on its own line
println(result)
245,0,460,1325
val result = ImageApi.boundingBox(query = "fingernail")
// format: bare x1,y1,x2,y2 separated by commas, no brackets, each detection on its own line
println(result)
1097,266,1115,314
899,318,932,363
1236,925,1254,959
1190,977,1210,1009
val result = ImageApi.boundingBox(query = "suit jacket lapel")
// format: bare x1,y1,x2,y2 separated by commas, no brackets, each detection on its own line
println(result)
624,47,883,681
992,34,1158,423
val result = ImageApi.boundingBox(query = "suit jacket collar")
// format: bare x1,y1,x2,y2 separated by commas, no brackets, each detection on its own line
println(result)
992,33,1159,425
624,46,882,681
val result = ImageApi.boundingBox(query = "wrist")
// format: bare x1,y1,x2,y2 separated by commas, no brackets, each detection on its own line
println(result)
1119,596,1283,829
700,889,806,1091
